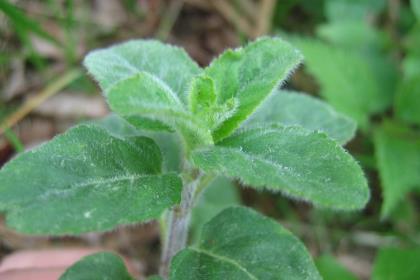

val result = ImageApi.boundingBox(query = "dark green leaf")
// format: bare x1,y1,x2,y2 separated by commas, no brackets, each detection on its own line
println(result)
192,126,369,210
294,38,394,128
316,255,358,280
0,124,182,234
372,247,420,280
171,206,321,280
374,122,420,218
395,77,420,126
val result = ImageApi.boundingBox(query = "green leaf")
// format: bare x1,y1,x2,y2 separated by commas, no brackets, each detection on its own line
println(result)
192,126,369,210
188,75,238,130
373,122,420,218
83,39,202,104
395,77,420,126
325,0,385,22
293,38,394,128
372,247,420,280
59,252,134,280
203,37,303,141
245,90,357,144
316,255,358,280
170,206,321,279
0,124,182,234
317,21,386,52
95,114,183,172
190,177,240,243
107,72,213,148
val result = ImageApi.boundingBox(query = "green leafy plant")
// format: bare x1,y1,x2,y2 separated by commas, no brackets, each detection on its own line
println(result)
0,37,369,279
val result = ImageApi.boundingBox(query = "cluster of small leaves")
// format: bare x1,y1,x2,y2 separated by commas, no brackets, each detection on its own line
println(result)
0,37,369,278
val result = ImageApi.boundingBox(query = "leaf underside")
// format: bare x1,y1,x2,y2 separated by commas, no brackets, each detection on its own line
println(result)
170,206,321,280
192,125,369,210
0,124,182,234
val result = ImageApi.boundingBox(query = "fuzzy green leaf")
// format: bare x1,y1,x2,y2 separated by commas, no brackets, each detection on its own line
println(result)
192,126,369,210
374,122,420,218
204,37,303,141
372,247,420,280
170,206,321,280
0,124,182,234
83,39,202,104
107,72,213,148
245,90,357,144
60,252,134,280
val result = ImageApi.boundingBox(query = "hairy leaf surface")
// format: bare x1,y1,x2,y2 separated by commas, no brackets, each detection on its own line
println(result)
0,124,182,234
203,37,303,141
83,39,201,104
107,72,213,147
60,252,133,280
245,90,356,144
192,126,369,210
170,206,321,280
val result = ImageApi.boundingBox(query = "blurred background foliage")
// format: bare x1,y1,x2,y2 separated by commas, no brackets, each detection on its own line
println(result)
0,0,419,279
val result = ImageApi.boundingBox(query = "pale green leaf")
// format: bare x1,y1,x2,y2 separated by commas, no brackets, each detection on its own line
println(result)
192,126,369,210
245,90,357,144
317,21,386,52
190,177,240,243
107,72,213,148
59,252,134,280
204,37,303,141
372,247,420,280
294,38,394,128
83,39,202,104
316,255,358,280
170,206,321,280
0,124,182,234
373,122,420,218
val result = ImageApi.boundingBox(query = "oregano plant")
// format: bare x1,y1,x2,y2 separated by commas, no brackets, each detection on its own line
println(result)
0,37,369,279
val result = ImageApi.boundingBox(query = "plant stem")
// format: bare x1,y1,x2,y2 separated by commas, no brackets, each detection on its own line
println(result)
159,171,203,278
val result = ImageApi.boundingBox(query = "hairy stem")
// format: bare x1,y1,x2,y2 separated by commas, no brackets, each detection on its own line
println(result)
159,171,203,278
